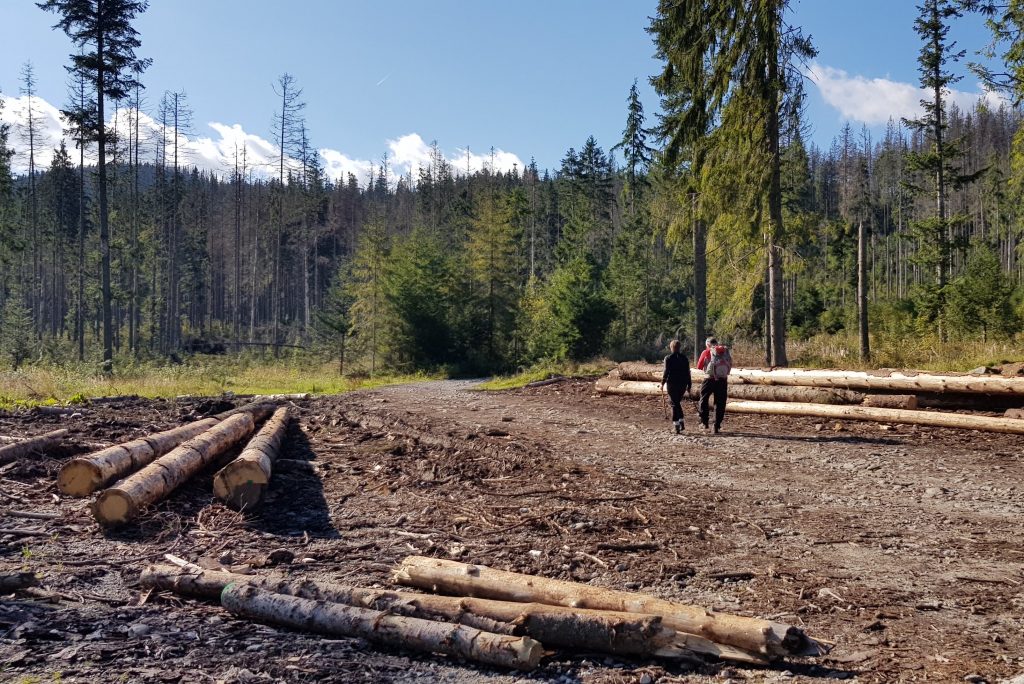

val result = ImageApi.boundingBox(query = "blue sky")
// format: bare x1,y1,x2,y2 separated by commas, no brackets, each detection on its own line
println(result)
0,0,1004,181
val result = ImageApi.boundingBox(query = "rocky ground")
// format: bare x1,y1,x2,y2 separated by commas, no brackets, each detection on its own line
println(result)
1,378,1023,683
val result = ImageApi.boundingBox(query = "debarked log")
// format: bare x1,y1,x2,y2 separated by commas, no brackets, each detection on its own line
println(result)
725,400,1024,434
139,564,752,662
58,419,219,497
860,394,919,410
393,556,826,661
92,413,256,526
596,377,863,405
0,429,69,466
220,583,543,671
212,406,291,509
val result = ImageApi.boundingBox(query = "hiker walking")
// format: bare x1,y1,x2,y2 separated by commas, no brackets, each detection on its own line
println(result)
659,339,691,434
696,336,732,434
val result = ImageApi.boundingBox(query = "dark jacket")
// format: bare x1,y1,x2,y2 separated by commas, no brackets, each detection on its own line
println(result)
662,352,691,390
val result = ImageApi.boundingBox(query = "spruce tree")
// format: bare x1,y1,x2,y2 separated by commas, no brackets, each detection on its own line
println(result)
39,0,150,371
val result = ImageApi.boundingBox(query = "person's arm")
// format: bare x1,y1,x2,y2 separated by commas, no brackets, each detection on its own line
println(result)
660,355,669,389
696,349,708,370
683,358,691,394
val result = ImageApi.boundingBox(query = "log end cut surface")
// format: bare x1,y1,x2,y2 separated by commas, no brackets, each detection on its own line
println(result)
57,458,104,497
92,489,136,525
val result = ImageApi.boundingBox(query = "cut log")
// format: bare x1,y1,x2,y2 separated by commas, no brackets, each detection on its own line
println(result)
726,400,1024,434
1004,408,1024,420
250,393,310,402
92,413,256,526
58,419,220,497
617,361,1024,396
0,571,39,592
213,401,277,422
140,564,756,662
0,429,69,466
32,406,77,416
393,556,825,661
597,378,863,405
220,583,542,670
213,406,291,509
860,394,918,410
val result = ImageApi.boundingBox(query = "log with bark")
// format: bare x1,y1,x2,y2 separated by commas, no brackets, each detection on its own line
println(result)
58,419,220,497
596,377,863,405
92,413,256,526
616,361,1024,396
221,583,543,670
140,564,752,662
0,429,69,466
212,406,291,509
725,400,1024,434
860,394,919,410
393,556,826,661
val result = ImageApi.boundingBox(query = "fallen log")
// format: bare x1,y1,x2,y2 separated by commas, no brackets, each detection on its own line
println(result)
393,556,825,661
140,564,753,662
0,429,69,466
1004,408,1024,420
250,393,309,402
58,419,219,497
0,571,39,592
617,362,1024,396
220,583,543,670
596,377,863,405
726,400,1024,434
59,402,276,498
32,406,78,416
860,394,918,410
213,406,291,509
92,413,256,526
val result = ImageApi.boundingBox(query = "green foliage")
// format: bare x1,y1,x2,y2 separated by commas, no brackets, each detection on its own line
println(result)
1,292,34,370
946,245,1018,339
524,258,614,362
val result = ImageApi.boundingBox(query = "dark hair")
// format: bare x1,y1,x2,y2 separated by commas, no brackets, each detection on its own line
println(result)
706,336,717,347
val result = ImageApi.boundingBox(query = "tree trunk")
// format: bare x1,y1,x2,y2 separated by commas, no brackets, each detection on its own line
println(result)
58,418,219,497
93,413,256,526
0,429,69,466
221,583,543,671
726,399,1024,434
96,35,113,371
393,557,824,661
140,564,751,662
693,209,706,361
212,406,290,509
857,219,870,361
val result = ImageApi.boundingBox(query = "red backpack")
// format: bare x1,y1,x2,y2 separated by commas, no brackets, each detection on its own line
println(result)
708,344,732,380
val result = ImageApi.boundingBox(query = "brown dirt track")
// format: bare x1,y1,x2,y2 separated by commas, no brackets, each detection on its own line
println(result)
1,378,1023,683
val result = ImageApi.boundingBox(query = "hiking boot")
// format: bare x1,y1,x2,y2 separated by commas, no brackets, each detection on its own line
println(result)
701,421,709,430
674,420,682,434
713,424,721,434
679,421,685,431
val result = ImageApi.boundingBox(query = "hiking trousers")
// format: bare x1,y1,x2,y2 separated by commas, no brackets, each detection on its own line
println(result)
699,378,728,428
666,383,687,423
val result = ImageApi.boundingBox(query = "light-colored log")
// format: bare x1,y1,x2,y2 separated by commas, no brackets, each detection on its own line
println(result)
860,394,918,410
393,556,825,661
726,400,1024,434
92,413,255,526
213,401,277,422
58,419,219,497
1004,408,1024,420
597,378,862,404
140,564,757,662
220,583,543,671
617,361,1024,396
213,406,291,509
0,429,69,466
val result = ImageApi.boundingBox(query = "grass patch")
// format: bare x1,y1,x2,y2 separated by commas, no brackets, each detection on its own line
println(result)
789,334,1024,372
476,359,616,391
0,355,436,408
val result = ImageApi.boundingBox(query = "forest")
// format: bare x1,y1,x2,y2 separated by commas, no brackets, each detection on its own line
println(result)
2,0,1024,378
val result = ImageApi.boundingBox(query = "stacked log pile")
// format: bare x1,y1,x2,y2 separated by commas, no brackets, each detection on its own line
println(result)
598,361,1024,433
140,556,829,669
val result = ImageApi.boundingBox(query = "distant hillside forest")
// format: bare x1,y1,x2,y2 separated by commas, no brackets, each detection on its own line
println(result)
3,0,1024,374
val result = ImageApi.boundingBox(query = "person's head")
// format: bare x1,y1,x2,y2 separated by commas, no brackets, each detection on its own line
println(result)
669,339,681,353
706,336,718,349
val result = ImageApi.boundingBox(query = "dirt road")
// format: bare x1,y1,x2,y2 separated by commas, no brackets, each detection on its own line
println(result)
2,379,1023,683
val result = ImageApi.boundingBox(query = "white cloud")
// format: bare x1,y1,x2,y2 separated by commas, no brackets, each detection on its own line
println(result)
807,62,1008,125
1,93,523,186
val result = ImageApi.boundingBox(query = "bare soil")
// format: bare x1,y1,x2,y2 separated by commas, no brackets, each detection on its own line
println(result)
1,379,1023,683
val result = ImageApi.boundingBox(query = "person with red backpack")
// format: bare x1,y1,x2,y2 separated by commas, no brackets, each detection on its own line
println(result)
696,336,732,434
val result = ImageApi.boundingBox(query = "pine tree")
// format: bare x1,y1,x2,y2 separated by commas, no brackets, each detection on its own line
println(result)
39,0,151,371
0,288,34,370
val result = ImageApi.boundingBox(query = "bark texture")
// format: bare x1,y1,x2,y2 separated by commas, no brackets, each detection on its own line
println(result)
212,406,291,509
0,429,68,466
